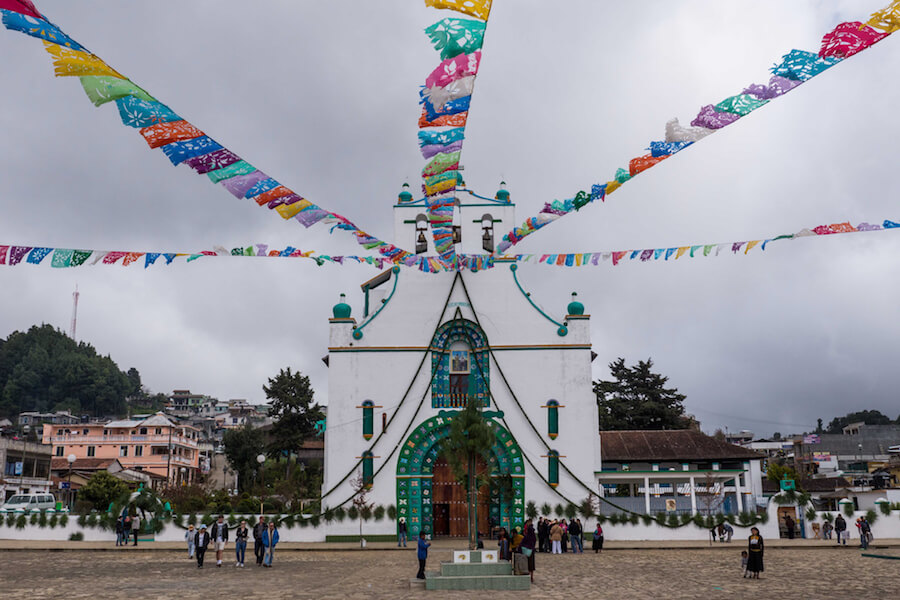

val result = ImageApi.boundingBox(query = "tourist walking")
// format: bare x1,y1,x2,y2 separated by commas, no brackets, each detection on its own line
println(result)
185,524,196,558
253,516,267,566
520,519,537,583
262,522,279,567
210,515,229,567
131,513,141,546
592,523,604,553
550,520,563,554
415,531,431,579
858,517,871,550
115,515,125,547
822,520,833,540
234,520,249,567
398,517,408,547
195,524,211,568
746,527,764,579
834,514,847,545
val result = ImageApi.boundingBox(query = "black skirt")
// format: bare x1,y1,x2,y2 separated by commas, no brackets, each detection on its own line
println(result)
746,551,764,572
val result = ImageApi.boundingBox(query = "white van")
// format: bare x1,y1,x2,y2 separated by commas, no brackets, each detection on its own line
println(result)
1,493,57,511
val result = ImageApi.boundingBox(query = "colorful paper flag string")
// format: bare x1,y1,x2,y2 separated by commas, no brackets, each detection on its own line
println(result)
3,218,897,272
495,1,900,255
0,2,429,270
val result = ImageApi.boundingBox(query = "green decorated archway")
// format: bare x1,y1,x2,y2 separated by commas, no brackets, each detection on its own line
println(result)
396,413,525,536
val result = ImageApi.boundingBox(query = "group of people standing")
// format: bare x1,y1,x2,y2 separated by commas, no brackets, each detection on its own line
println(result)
114,513,141,546
183,515,279,568
535,517,588,554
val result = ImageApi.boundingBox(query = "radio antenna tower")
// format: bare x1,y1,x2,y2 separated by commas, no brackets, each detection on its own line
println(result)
70,284,80,341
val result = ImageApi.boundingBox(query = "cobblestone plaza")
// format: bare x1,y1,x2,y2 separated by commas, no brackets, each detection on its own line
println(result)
2,545,897,599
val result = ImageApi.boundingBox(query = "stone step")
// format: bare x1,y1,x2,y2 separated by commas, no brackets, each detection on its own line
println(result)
440,561,513,576
408,577,426,590
425,573,531,591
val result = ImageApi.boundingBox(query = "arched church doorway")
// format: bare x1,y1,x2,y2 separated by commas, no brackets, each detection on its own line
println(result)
396,415,526,538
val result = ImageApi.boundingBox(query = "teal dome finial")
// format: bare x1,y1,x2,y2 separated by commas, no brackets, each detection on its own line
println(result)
567,292,584,315
495,181,510,202
333,293,352,319
398,182,413,203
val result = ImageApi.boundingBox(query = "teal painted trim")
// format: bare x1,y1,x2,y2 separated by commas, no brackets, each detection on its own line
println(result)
353,267,401,340
328,345,592,353
510,264,567,336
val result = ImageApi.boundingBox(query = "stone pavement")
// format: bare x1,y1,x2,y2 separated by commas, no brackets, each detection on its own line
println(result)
1,543,898,599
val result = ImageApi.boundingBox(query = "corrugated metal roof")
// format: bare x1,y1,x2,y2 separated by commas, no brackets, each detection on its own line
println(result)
600,430,764,462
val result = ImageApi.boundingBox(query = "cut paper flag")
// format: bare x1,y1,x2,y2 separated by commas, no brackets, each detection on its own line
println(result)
495,1,900,255
0,2,428,271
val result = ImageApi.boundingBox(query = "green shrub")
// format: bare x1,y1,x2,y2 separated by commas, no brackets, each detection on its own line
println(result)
15,514,27,529
640,514,653,526
360,506,372,521
59,514,68,527
347,506,359,521
865,509,878,525
629,513,639,526
373,506,385,521
77,514,87,527
68,531,84,541
540,503,551,517
554,504,564,517
564,504,577,520
29,513,38,526
525,501,537,519
86,514,98,528
667,513,681,528
309,514,321,528
187,513,197,525
48,514,58,528
6,513,16,527
878,502,892,516
821,512,834,522
843,502,855,517
334,507,346,522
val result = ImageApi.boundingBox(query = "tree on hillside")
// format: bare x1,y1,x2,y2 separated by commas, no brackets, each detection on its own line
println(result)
263,367,324,459
0,324,134,418
594,358,690,431
825,410,892,433
223,425,265,492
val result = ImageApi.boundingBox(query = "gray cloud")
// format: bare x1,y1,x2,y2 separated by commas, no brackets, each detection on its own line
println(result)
1,1,898,435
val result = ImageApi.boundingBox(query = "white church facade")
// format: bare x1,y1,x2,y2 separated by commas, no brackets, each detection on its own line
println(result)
320,186,764,539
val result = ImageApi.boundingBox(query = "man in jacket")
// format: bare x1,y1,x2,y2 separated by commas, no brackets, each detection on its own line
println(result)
569,518,583,553
195,524,211,568
131,513,141,546
834,514,847,545
253,516,267,566
210,515,229,567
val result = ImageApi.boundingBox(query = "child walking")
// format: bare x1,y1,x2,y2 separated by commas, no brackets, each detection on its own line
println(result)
740,550,749,578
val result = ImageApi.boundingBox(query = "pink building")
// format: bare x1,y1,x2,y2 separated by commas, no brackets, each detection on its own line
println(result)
42,413,200,485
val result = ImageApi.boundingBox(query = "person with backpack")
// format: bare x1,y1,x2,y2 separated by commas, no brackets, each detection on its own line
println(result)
592,523,604,553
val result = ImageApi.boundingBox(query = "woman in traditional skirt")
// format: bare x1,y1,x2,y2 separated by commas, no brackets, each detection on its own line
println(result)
746,527,764,579
592,523,604,553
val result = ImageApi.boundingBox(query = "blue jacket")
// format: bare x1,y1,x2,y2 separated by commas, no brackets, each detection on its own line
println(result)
262,528,279,548
417,537,430,559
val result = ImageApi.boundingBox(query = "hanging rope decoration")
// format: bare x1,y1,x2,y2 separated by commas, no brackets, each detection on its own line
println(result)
495,1,900,254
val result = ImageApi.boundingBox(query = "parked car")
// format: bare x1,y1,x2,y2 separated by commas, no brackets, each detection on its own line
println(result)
1,493,57,511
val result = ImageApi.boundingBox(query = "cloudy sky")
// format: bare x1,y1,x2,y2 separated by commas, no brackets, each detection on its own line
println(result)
1,1,898,437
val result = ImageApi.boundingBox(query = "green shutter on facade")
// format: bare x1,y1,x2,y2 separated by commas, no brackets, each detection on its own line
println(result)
548,450,560,487
362,451,374,488
361,400,374,440
544,400,560,439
